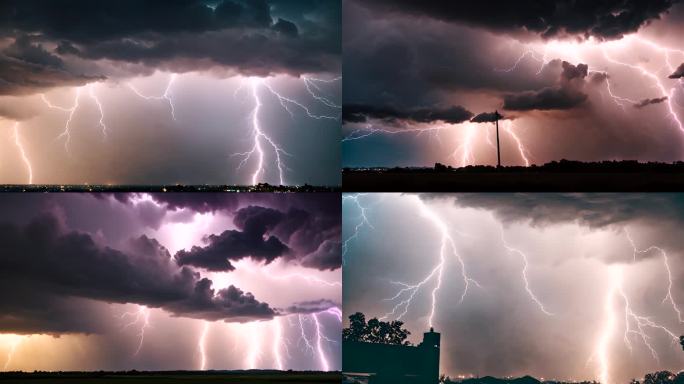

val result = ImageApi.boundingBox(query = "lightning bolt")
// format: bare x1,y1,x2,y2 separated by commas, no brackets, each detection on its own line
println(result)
12,122,33,184
499,227,553,315
88,84,107,140
342,193,375,264
625,230,684,323
244,321,264,369
298,315,316,355
503,120,532,166
128,74,177,121
41,88,82,153
120,305,151,356
1,334,25,371
232,78,291,186
273,317,284,370
381,196,481,328
593,266,620,384
198,321,209,370
312,314,329,371
302,76,342,109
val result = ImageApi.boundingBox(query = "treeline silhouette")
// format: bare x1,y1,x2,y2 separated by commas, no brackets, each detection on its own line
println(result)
442,372,684,384
343,312,412,345
344,160,684,174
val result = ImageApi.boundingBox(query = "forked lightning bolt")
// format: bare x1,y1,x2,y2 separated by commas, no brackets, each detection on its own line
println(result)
625,230,684,323
232,78,291,185
232,76,340,185
120,306,151,356
128,74,177,121
41,84,107,152
381,196,481,328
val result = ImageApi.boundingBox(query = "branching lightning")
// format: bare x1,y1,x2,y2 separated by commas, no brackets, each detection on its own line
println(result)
312,314,329,372
625,231,684,323
128,74,178,121
232,78,292,185
41,88,82,152
120,306,151,356
342,193,374,264
499,227,553,315
381,196,481,328
12,122,33,184
232,76,339,185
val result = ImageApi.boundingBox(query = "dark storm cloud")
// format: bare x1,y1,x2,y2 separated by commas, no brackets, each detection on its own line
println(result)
634,96,668,108
0,0,340,95
436,193,684,228
362,0,677,40
0,213,275,334
342,104,473,124
0,35,103,95
669,63,684,78
175,203,342,272
503,61,590,111
283,299,339,314
470,111,505,123
175,206,291,271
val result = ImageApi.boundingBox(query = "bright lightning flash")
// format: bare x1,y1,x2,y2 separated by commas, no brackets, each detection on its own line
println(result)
500,227,552,315
232,76,340,185
381,196,481,328
0,334,26,371
120,305,151,356
11,122,33,184
128,74,178,121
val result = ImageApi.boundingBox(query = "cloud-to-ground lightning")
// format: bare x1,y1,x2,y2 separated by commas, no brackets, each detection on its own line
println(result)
232,78,291,185
381,196,481,328
499,227,553,315
590,260,681,384
198,322,209,370
120,306,151,356
128,74,178,121
502,120,532,166
272,318,284,370
12,122,33,184
312,314,329,371
41,88,82,152
0,334,25,371
593,266,620,384
625,231,684,323
88,85,107,139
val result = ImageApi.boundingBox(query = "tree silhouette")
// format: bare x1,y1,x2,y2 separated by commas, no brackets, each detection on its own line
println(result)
342,312,411,345
680,335,684,351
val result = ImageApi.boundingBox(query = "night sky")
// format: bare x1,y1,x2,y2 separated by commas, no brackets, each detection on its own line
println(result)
0,193,341,371
344,193,684,384
0,1,341,186
343,1,684,168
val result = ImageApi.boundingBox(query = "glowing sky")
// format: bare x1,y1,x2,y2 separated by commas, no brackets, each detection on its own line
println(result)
0,193,341,371
343,1,684,168
0,1,341,186
343,193,684,384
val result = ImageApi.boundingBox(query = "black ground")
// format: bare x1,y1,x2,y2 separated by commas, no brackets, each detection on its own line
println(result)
343,160,684,192
0,184,339,193
0,371,341,383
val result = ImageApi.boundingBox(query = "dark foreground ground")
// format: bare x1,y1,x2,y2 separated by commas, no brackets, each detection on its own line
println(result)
0,184,339,193
343,160,684,191
0,371,341,383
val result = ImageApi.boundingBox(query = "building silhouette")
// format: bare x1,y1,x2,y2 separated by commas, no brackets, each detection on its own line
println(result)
343,328,441,384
